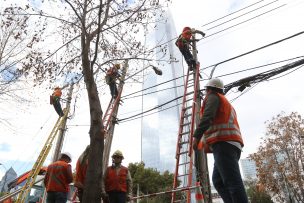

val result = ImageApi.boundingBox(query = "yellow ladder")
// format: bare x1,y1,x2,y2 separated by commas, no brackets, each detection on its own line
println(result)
16,110,68,203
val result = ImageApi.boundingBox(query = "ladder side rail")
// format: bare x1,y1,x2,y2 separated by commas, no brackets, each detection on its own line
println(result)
103,82,124,169
188,65,201,157
103,89,122,131
16,116,67,203
172,69,192,203
18,146,52,203
102,99,113,121
102,61,128,174
185,65,201,203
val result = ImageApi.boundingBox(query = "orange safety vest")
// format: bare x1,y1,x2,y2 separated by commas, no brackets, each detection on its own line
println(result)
44,160,72,193
52,88,62,98
75,159,88,186
198,92,244,153
105,166,128,193
182,29,192,40
106,67,118,77
175,30,192,48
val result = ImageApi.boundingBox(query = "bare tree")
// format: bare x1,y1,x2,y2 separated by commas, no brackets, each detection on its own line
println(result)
250,112,304,203
0,5,46,126
3,0,170,202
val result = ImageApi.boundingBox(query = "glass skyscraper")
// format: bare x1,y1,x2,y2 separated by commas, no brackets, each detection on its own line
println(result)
141,9,184,172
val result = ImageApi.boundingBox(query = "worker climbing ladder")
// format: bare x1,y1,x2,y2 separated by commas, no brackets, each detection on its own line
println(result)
172,28,211,203
102,61,128,173
16,109,69,203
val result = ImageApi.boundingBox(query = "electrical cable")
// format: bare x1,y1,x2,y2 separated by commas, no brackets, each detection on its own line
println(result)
118,59,304,123
121,55,304,101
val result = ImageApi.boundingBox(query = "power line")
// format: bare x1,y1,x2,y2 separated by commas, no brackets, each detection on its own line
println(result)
126,0,285,81
201,0,266,27
204,0,280,31
118,59,304,123
121,55,304,101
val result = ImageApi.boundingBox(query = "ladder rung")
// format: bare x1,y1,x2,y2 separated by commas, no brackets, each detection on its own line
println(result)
177,173,189,177
181,122,191,127
182,114,191,119
180,131,190,136
178,161,190,166
178,151,188,155
179,141,189,145
184,106,192,110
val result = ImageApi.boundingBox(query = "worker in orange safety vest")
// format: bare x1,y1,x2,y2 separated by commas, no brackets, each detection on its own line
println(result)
105,64,121,99
175,26,196,71
192,78,248,203
74,145,90,203
44,152,73,203
101,150,132,203
51,87,64,117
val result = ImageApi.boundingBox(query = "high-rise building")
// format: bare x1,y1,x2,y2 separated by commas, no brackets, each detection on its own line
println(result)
141,9,184,172
240,158,257,180
0,167,17,192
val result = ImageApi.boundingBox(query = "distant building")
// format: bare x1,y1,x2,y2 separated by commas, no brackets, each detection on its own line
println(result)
141,9,184,172
0,167,17,193
240,158,257,180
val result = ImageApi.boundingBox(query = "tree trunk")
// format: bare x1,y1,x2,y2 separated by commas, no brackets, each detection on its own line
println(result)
82,38,104,203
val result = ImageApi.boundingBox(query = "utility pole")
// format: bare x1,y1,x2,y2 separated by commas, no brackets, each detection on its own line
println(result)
52,84,74,162
192,30,212,203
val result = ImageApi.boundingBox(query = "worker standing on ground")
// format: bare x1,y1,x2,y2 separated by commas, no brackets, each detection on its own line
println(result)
192,78,248,203
175,27,196,71
74,145,90,203
105,64,121,99
101,150,132,203
51,87,64,117
44,152,73,203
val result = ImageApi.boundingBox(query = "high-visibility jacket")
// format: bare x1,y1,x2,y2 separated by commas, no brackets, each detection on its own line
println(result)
105,166,128,193
44,160,72,193
175,30,192,49
52,88,62,98
75,159,88,187
198,92,244,153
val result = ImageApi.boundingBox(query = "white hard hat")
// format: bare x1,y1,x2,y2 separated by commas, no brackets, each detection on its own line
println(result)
60,152,72,163
205,78,224,90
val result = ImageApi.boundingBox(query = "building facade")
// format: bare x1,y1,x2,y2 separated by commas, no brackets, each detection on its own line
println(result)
141,9,184,172
240,158,257,180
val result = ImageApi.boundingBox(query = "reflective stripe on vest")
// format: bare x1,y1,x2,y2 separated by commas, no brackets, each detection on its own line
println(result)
105,166,128,193
200,92,244,149
45,161,71,192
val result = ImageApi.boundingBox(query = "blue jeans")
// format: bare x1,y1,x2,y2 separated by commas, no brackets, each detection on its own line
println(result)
212,142,248,203
46,191,68,203
108,191,127,203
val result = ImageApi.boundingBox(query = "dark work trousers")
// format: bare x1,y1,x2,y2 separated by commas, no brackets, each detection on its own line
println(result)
179,46,195,68
109,81,118,98
77,188,83,203
212,142,248,203
53,97,64,117
46,191,68,203
108,191,127,203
